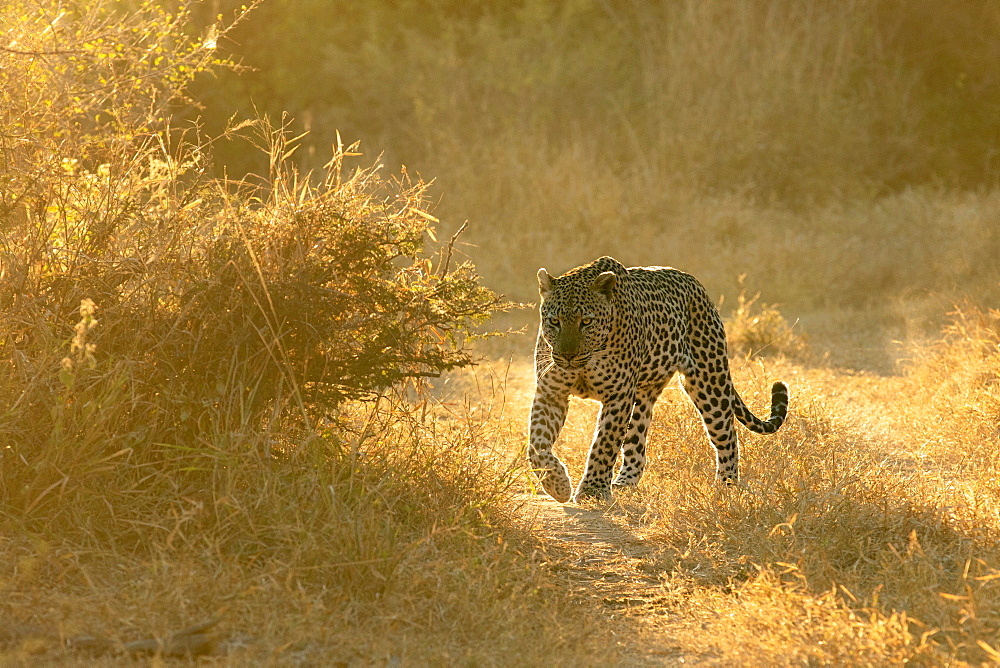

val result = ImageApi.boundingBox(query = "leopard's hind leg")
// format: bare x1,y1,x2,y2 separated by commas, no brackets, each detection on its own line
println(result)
612,380,670,487
683,372,740,483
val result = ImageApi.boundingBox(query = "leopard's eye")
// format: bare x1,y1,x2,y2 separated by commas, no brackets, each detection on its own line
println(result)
581,316,594,326
546,316,560,327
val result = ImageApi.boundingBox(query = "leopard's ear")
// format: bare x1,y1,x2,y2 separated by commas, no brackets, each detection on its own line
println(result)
591,271,617,300
537,268,553,296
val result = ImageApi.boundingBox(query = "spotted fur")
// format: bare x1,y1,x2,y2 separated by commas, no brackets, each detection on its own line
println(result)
528,256,789,503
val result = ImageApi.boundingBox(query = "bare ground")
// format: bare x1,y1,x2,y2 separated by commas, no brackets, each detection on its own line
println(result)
518,493,692,666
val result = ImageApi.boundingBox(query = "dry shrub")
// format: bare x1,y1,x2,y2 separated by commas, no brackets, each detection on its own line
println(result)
0,0,507,536
724,277,807,360
1,0,244,535
0,116,505,536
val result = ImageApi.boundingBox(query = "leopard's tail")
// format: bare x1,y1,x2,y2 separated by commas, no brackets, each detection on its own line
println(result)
734,381,789,434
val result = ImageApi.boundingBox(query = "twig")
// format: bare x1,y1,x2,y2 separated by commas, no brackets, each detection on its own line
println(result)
439,221,468,277
0,45,85,56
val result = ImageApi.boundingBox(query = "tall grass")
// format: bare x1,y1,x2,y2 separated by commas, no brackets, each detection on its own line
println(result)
1,384,622,663
903,302,1000,476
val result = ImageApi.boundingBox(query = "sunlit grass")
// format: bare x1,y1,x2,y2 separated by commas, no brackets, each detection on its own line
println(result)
0,391,623,664
488,301,1000,664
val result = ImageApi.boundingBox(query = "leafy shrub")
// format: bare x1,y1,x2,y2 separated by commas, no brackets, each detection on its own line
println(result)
0,0,507,535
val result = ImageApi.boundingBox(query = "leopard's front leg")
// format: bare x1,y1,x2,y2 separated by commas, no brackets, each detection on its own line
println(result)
574,390,635,502
528,388,573,502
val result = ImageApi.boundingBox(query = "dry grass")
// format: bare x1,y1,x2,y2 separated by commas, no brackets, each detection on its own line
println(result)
481,300,1000,665
5,1,1000,665
0,389,627,665
5,272,999,661
724,278,808,361
903,303,1000,476
14,288,1000,664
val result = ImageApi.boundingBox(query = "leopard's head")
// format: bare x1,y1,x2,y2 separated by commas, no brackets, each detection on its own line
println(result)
537,266,617,369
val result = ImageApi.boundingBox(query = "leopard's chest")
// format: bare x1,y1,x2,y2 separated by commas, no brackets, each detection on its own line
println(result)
570,352,638,401
575,318,682,399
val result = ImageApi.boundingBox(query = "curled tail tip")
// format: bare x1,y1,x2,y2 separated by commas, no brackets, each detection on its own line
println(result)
771,381,790,409
734,380,788,434
768,380,790,431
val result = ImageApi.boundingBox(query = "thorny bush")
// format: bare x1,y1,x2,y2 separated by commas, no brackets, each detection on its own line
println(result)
0,0,509,534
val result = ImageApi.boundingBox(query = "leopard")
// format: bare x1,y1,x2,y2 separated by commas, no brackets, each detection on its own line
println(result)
528,256,789,503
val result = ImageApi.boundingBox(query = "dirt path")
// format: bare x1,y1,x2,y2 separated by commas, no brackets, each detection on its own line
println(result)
517,493,688,666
